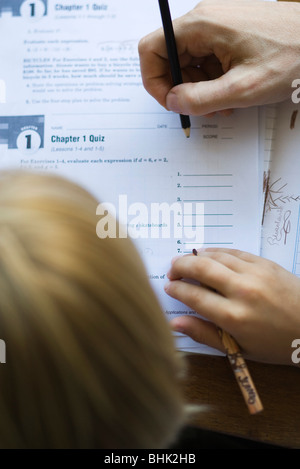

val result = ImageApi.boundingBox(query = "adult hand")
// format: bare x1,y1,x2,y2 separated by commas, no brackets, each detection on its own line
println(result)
138,0,300,116
164,248,300,365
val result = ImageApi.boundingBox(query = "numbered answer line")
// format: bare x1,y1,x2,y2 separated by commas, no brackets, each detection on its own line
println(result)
181,174,233,177
183,242,234,249
183,225,233,228
183,199,233,202
182,185,232,188
183,213,233,216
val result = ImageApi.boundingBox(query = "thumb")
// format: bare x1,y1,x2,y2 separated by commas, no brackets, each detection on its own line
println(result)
170,315,225,354
166,71,242,116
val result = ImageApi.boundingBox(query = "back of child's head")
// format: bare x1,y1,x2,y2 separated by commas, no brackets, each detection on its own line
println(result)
0,170,185,448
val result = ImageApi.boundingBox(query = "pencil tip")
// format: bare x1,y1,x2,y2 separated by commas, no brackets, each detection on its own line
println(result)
183,127,190,138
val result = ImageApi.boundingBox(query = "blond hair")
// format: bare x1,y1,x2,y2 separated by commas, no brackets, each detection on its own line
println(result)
0,170,185,449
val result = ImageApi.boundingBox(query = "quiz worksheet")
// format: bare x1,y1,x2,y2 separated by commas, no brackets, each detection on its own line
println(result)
0,0,262,353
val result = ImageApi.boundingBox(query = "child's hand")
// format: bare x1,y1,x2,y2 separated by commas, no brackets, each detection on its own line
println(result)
165,248,300,365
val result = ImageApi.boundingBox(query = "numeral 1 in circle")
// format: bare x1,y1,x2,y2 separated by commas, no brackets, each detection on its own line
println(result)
20,0,45,19
25,134,31,149
17,129,41,154
29,3,35,16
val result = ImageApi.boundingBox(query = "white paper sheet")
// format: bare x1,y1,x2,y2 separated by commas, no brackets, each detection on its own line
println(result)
0,0,262,354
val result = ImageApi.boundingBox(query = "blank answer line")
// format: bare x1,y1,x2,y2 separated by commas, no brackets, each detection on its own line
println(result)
183,199,233,202
182,185,232,188
183,242,234,246
183,213,233,216
182,174,232,177
183,225,233,228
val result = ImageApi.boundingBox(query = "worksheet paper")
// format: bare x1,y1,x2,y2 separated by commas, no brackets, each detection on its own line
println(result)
0,0,261,354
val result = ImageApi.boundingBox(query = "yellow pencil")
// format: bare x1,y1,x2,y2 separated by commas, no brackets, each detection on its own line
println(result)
218,329,263,415
192,248,263,414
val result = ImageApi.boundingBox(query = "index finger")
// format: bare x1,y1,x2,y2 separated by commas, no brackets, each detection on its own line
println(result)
168,254,238,297
138,9,216,108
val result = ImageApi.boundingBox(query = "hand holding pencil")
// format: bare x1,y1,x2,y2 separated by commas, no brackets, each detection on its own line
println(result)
138,1,300,117
191,249,263,414
165,248,300,408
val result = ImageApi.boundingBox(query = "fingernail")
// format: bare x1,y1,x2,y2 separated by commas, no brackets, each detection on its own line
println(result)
166,92,181,113
220,109,234,117
204,112,216,118
164,281,171,292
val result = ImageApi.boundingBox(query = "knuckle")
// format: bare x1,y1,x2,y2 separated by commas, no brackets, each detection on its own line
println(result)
186,85,206,115
204,251,225,263
221,296,250,332
137,35,152,56
220,305,238,329
226,72,262,107
234,277,263,303
193,256,211,275
230,249,254,262
188,285,203,306
228,248,243,257
264,258,281,275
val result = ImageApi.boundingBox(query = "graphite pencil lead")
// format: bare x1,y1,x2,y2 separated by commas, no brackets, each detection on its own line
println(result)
183,127,190,138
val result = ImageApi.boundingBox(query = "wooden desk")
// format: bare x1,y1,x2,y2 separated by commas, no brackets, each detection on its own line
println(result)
181,353,300,448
